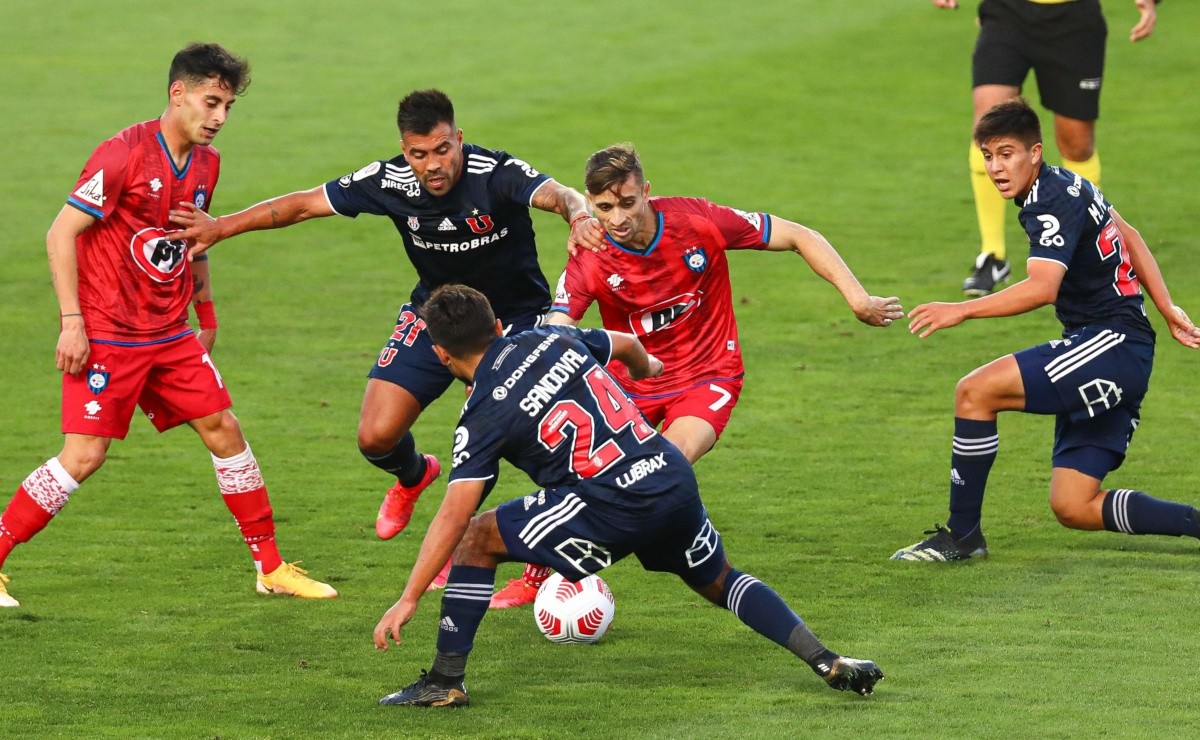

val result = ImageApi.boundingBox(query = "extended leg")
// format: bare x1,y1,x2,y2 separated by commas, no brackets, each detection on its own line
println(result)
360,379,440,540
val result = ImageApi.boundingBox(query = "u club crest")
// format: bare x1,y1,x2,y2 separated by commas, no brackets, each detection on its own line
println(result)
466,215,494,234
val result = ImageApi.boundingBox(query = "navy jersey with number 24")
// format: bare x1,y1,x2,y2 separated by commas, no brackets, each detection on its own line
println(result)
449,326,694,514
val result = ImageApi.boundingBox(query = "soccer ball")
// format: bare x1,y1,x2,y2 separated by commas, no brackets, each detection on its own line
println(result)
533,573,615,644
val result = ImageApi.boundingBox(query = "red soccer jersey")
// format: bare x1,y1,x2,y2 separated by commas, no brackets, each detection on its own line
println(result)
552,196,770,396
66,119,219,343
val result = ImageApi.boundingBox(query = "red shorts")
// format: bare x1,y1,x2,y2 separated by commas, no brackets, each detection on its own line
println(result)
62,333,232,439
630,377,743,439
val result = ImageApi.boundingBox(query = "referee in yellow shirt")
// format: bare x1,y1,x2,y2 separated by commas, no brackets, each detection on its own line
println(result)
933,0,1160,295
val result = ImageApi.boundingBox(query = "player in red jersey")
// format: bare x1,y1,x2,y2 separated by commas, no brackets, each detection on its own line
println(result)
486,143,904,607
0,43,334,609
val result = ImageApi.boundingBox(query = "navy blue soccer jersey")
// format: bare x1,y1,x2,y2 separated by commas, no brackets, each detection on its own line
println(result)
449,326,693,512
1019,163,1154,342
323,143,554,319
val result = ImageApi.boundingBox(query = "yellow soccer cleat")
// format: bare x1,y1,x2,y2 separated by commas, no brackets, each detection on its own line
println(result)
256,562,338,599
0,572,19,608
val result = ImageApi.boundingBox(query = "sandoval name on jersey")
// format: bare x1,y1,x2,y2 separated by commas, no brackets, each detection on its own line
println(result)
448,326,694,515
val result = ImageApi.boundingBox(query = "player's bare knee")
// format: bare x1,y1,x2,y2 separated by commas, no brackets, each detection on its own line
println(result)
1061,144,1095,163
59,444,107,480
1050,498,1096,530
199,411,248,457
218,409,243,436
954,374,990,415
1056,137,1095,163
356,422,402,456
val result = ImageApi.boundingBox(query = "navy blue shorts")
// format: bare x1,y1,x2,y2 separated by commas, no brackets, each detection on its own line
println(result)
494,482,727,589
368,302,544,407
1014,326,1153,478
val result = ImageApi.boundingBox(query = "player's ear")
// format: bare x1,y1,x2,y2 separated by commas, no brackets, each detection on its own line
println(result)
642,180,651,198
494,319,504,337
431,344,452,367
1031,142,1043,165
168,79,186,106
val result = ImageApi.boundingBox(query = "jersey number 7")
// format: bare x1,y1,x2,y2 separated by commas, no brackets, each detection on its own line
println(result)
538,367,656,478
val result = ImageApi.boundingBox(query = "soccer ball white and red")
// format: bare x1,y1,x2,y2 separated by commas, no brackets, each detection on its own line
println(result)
533,573,615,644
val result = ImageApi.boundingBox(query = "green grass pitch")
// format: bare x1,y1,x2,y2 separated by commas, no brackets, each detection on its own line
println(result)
2,1,1199,736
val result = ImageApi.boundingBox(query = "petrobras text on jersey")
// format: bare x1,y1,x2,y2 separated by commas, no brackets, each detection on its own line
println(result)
411,228,509,253
518,348,590,417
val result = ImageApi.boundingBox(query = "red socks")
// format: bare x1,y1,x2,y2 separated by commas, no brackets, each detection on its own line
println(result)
1,452,286,577
0,459,80,569
522,563,552,588
212,445,282,574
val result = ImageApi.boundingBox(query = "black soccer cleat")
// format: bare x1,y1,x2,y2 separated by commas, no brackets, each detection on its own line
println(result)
820,657,884,696
890,524,988,562
962,253,1011,296
379,669,469,708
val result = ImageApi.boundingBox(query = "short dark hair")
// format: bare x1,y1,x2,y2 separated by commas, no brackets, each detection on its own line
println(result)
397,89,455,136
584,144,644,195
169,43,250,95
419,284,496,357
973,98,1042,150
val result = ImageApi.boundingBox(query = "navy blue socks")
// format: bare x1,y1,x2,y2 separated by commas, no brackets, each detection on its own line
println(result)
946,417,999,539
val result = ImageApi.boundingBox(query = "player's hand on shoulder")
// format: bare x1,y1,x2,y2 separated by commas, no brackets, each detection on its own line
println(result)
169,201,220,260
855,295,904,328
567,216,605,257
55,317,89,375
907,301,967,338
1167,305,1200,349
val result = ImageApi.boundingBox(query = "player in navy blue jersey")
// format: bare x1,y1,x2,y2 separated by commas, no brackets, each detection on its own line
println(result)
371,284,883,707
936,0,1161,296
170,90,604,553
893,98,1200,562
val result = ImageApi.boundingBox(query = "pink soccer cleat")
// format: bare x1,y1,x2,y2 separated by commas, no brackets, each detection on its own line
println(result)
376,455,441,540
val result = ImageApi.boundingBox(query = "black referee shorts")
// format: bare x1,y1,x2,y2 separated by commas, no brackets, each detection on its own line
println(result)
973,0,1108,121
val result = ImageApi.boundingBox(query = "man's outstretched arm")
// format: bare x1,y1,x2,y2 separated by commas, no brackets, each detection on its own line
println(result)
374,479,484,650
170,185,336,258
765,218,903,327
